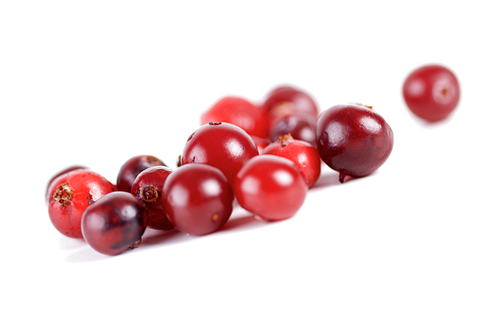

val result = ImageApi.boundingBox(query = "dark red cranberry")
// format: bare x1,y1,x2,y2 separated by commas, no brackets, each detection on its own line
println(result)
268,113,317,147
161,164,234,236
316,104,394,183
47,170,117,238
261,134,321,188
45,165,87,204
131,166,174,231
201,96,270,138
234,155,307,221
116,155,166,192
403,64,460,122
181,122,259,187
81,192,147,255
263,85,319,122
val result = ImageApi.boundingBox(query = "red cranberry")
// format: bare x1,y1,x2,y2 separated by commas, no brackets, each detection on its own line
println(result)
261,134,321,188
263,85,319,121
81,192,147,255
116,155,166,192
47,170,117,238
234,155,307,221
161,164,234,236
181,122,259,187
131,166,174,231
403,64,460,122
268,113,317,147
316,104,394,183
201,96,269,138
45,165,87,204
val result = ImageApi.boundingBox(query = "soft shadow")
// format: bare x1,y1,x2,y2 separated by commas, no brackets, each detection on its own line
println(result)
140,228,190,247
65,246,111,263
310,171,342,189
219,214,263,232
59,236,87,250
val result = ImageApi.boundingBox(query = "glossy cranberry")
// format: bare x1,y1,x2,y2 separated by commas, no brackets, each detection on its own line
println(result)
181,122,259,187
234,155,307,221
269,113,317,147
263,85,319,122
116,155,166,192
81,192,147,255
316,104,394,183
201,96,269,138
261,134,321,188
161,164,234,236
45,165,87,204
131,166,174,231
403,64,460,122
47,170,117,238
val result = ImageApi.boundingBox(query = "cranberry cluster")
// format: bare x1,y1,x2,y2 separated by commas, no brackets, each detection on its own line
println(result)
46,65,460,256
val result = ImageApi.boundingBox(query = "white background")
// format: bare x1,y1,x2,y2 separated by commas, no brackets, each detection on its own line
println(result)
1,1,499,332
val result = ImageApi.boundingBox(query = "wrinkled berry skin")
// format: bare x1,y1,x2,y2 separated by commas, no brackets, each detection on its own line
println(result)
116,155,166,192
81,192,147,255
47,170,117,238
316,104,394,182
131,166,174,231
402,64,460,122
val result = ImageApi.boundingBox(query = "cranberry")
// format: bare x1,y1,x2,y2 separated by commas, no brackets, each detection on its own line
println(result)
261,134,321,188
403,64,460,122
268,113,317,147
116,155,166,192
161,164,234,236
201,96,269,138
45,165,87,204
81,192,147,255
181,122,259,187
263,85,319,122
234,155,307,221
316,104,394,183
47,169,117,238
131,166,174,231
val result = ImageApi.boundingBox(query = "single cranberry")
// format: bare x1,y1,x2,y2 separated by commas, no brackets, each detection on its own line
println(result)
201,96,270,138
45,165,87,204
47,169,117,238
116,155,166,192
268,113,317,147
234,155,307,221
181,122,259,187
81,192,147,255
316,104,394,183
403,64,460,122
131,166,174,231
161,164,234,236
263,85,319,121
261,134,321,188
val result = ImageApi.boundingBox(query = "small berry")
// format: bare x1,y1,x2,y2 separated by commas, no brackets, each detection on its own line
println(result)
81,192,147,255
161,164,234,236
47,170,117,238
116,155,166,192
403,64,460,122
234,155,307,221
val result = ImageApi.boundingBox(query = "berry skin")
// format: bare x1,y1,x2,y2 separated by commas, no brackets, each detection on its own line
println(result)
263,85,319,122
268,113,317,147
316,104,394,183
45,165,87,204
81,192,147,255
161,164,234,236
47,169,117,238
131,166,174,231
234,155,308,221
116,155,166,192
201,96,270,138
261,134,321,188
181,122,259,187
403,64,460,122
